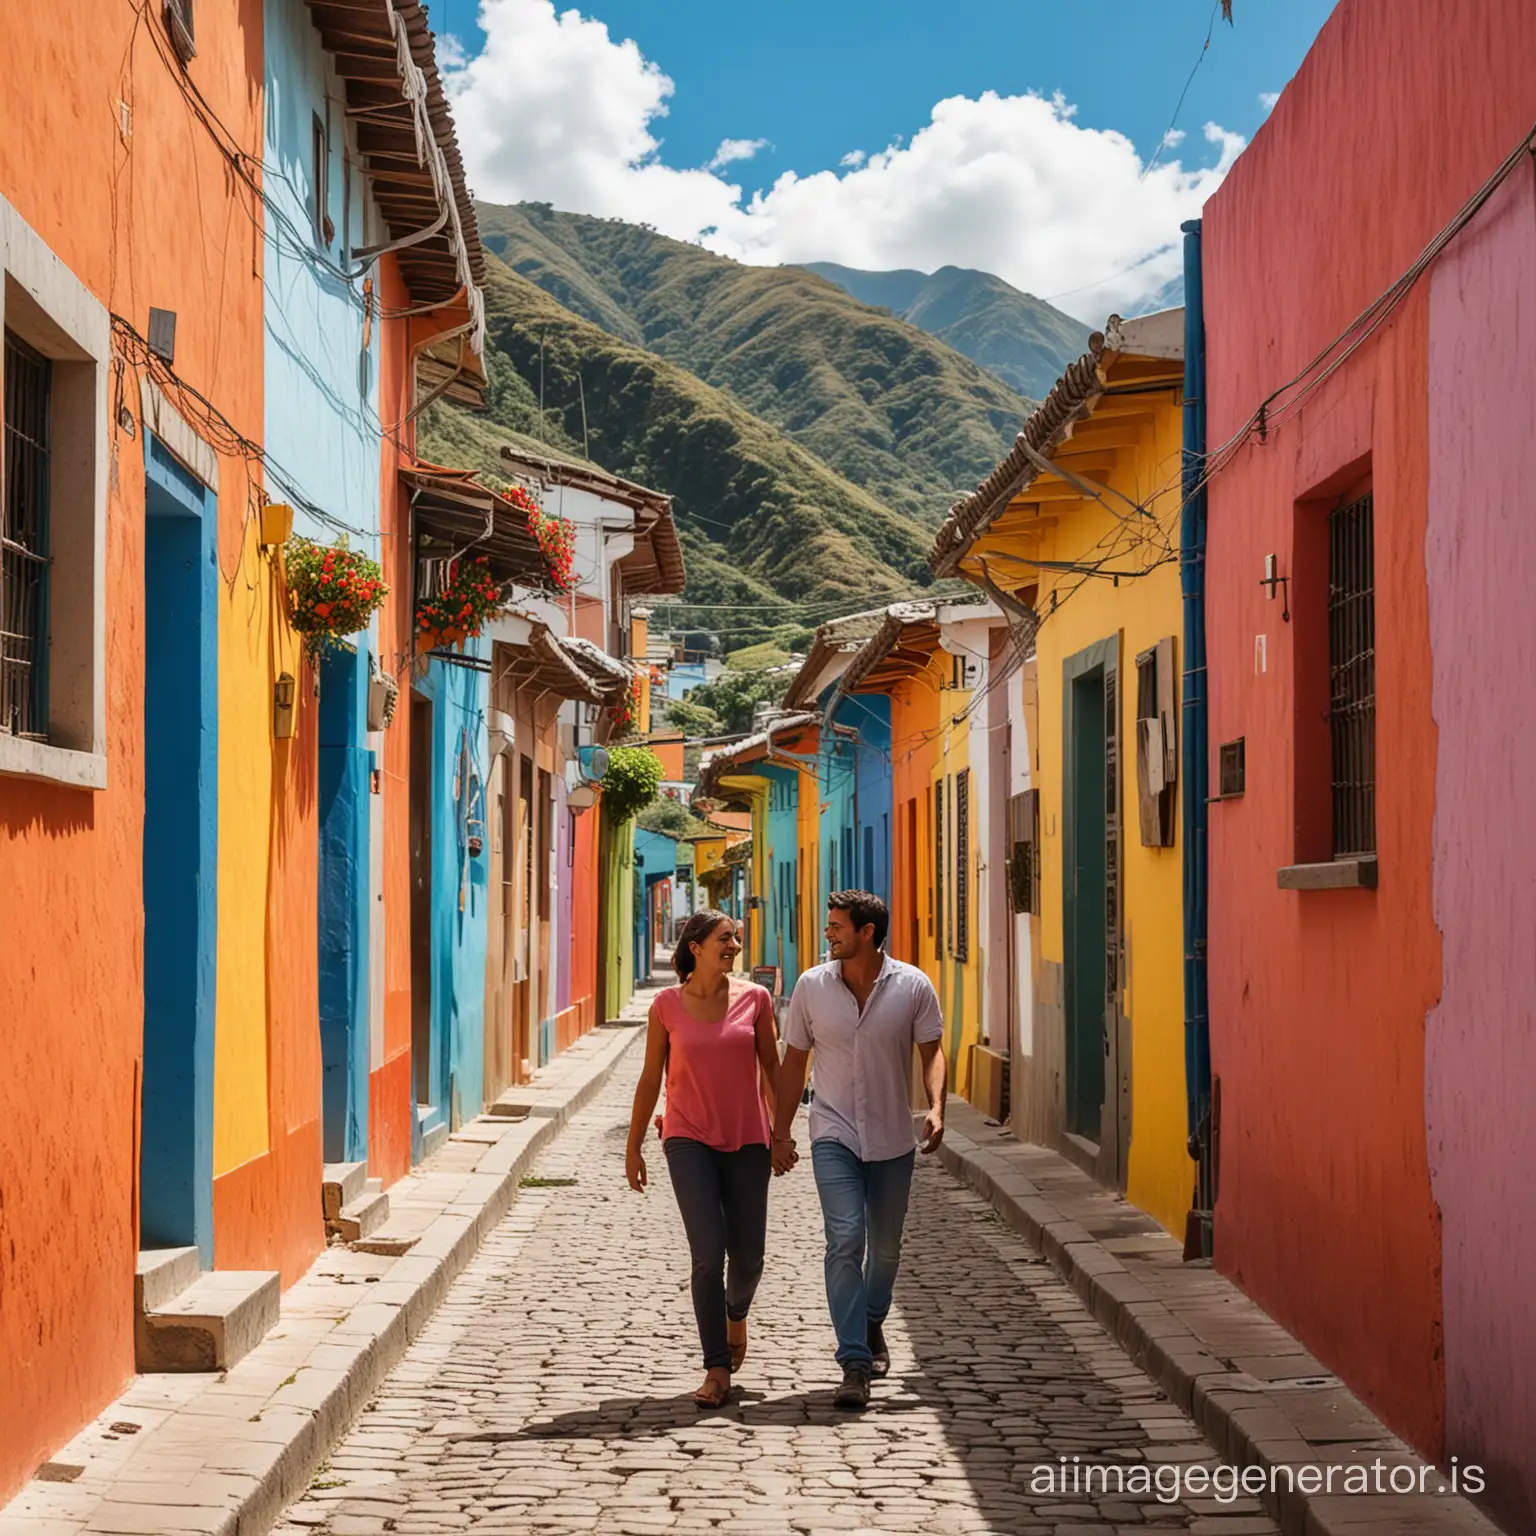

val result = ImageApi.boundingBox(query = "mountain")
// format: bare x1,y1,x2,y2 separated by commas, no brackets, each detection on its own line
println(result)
472,203,1036,524
800,261,1091,400
419,252,941,651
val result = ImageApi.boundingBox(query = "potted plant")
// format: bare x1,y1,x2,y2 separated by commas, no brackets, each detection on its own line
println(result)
607,669,643,740
286,536,388,666
416,554,504,651
508,483,576,593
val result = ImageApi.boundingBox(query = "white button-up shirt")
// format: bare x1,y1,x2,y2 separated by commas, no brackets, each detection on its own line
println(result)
783,955,944,1163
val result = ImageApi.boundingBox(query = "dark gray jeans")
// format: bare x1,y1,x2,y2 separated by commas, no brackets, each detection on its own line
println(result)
663,1138,771,1371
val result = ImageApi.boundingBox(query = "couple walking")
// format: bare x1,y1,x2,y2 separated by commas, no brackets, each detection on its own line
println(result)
625,890,948,1411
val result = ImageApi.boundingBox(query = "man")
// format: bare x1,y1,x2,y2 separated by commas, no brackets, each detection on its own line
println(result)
772,890,947,1410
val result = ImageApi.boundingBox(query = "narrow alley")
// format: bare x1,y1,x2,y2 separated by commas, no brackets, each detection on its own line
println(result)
271,1048,1261,1536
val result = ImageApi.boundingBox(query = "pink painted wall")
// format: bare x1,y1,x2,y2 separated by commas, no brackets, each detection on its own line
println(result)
1425,167,1536,1533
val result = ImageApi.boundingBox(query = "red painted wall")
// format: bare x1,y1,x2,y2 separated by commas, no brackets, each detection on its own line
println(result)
0,0,266,1501
1202,0,1536,1466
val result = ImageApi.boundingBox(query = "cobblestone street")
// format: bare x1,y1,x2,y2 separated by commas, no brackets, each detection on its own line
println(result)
273,1048,1269,1536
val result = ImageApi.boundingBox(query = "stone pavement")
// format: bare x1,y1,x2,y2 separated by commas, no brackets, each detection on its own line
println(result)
271,1053,1267,1536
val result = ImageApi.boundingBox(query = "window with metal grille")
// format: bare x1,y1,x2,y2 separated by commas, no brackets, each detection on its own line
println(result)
1134,637,1178,847
311,113,331,247
1328,492,1375,856
1218,738,1245,799
3,330,51,741
953,768,970,961
933,779,944,955
163,0,195,63
1006,788,1040,916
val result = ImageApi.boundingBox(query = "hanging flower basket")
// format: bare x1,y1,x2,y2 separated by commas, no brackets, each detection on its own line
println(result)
286,536,388,666
508,482,575,593
416,554,503,652
607,669,643,740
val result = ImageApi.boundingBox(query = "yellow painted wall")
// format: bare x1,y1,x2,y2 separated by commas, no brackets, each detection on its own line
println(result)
931,662,984,1102
213,520,287,1174
796,765,821,972
1024,394,1188,1233
720,773,769,967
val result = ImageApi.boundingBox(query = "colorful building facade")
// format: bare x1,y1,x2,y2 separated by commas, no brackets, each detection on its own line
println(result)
1199,1,1536,1522
931,309,1193,1232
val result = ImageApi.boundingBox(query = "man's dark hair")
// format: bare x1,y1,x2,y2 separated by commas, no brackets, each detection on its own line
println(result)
828,889,888,949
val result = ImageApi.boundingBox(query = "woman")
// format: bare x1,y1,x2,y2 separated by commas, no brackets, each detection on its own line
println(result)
625,909,783,1408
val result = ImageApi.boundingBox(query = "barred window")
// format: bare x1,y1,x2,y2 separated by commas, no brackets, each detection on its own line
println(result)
1329,493,1375,856
1007,788,1040,916
3,329,51,741
934,778,945,957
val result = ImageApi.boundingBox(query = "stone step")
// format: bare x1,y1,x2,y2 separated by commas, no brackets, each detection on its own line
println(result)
364,1176,382,1196
135,1270,280,1373
134,1246,201,1315
330,1190,389,1243
321,1161,367,1220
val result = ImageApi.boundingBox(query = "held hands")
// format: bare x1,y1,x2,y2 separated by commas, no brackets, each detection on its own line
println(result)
919,1109,945,1154
625,1144,648,1192
771,1135,799,1176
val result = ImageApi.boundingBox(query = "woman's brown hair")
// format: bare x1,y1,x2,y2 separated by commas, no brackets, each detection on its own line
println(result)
672,909,734,981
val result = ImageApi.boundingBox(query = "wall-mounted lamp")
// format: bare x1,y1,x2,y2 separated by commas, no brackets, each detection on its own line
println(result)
1260,553,1291,622
261,503,294,549
274,672,297,738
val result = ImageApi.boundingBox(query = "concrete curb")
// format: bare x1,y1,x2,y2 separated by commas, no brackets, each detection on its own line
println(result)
0,1019,645,1536
937,1108,1501,1536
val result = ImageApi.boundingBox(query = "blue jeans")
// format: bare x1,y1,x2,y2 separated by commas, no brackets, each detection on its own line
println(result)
810,1139,916,1368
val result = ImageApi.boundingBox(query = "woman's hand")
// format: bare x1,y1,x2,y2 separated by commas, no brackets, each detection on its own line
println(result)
626,1144,648,1192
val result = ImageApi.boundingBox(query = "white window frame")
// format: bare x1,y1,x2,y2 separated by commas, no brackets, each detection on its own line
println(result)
0,196,109,790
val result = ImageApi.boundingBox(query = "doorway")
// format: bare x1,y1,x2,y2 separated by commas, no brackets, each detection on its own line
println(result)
318,645,370,1162
1062,637,1120,1152
140,436,218,1260
409,693,435,1117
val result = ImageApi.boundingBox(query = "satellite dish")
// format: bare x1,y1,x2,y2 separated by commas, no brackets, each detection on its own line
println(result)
578,744,610,782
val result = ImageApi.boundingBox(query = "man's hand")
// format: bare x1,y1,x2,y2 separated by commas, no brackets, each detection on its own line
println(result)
771,1136,798,1175
625,1145,648,1192
919,1109,945,1154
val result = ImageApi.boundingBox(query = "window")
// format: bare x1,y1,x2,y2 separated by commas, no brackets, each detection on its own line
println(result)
1329,492,1375,856
1006,788,1040,916
0,199,110,790
862,824,874,890
163,0,195,64
933,779,945,956
3,330,51,740
311,113,331,248
924,785,934,938
953,768,970,962
1134,637,1178,847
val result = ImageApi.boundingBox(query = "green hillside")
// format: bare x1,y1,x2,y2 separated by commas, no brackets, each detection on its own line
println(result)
801,261,1091,399
473,203,1034,523
420,251,938,649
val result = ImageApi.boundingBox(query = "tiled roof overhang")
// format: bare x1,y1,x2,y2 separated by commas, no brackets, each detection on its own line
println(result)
304,1,485,338
402,467,552,588
494,621,631,705
929,327,1112,576
780,609,889,711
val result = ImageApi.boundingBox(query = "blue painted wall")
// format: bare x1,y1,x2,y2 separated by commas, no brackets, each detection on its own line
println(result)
140,435,219,1261
634,828,678,983
817,692,892,920
760,764,801,985
317,645,371,1162
411,650,489,1149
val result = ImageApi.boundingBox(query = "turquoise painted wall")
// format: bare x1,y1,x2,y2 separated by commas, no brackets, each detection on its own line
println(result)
761,763,801,985
818,692,893,918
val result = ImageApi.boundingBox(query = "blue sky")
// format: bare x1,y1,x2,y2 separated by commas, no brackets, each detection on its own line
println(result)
440,0,1333,195
438,0,1338,319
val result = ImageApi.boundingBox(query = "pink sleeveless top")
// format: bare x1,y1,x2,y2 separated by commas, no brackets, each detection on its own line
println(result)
659,982,772,1153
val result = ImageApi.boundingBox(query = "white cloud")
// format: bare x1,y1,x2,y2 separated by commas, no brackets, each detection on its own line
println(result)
444,0,1245,322
1259,90,1281,110
840,149,867,168
706,137,770,172
438,32,468,69
1162,128,1187,148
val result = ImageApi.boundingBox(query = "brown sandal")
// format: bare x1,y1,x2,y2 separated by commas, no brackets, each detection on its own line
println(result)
694,1371,731,1409
728,1320,748,1373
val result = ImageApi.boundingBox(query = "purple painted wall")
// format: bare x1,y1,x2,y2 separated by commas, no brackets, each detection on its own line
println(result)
555,776,572,1014
1426,168,1536,1531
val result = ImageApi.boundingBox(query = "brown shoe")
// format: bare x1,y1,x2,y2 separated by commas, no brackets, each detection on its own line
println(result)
833,1363,871,1411
868,1321,890,1378
727,1318,748,1373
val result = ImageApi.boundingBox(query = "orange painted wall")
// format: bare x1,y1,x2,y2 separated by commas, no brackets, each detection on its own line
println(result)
0,0,267,1501
882,670,941,989
368,254,417,1189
